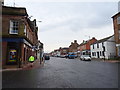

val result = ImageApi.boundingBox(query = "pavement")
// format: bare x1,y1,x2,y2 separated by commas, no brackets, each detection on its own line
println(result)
91,58,120,63
1,59,44,72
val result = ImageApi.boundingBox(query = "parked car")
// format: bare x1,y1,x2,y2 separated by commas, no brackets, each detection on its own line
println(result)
80,55,91,61
44,55,50,60
60,55,66,58
65,54,69,58
68,54,75,59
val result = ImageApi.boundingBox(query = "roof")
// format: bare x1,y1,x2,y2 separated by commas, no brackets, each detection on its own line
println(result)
79,41,88,46
92,35,114,45
2,6,28,16
62,47,69,49
112,12,120,18
79,37,96,46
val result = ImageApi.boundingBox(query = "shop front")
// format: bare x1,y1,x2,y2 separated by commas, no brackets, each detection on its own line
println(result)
2,38,23,68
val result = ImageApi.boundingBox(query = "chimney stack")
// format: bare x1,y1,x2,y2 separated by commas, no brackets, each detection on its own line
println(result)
74,40,77,43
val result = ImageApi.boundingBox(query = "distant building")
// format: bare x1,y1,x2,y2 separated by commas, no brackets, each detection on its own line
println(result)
60,47,69,57
77,37,97,56
36,40,44,64
53,49,61,57
112,12,120,58
90,35,116,59
69,40,79,53
2,6,40,69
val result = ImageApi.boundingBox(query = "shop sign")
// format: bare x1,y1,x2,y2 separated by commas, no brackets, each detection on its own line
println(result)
9,49,17,62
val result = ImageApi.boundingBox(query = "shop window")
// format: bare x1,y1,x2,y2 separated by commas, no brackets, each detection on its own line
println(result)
9,20,19,34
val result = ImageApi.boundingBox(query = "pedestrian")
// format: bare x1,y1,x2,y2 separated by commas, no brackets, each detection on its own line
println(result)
29,55,35,67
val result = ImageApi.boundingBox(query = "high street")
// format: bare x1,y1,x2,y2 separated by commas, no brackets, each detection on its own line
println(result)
2,57,119,88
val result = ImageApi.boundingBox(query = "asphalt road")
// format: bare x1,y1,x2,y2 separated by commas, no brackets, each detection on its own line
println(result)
2,57,119,88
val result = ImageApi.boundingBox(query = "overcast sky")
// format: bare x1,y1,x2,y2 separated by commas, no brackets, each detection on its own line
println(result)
5,0,119,53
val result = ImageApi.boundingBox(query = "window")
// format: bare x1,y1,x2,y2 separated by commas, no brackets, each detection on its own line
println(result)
103,46,105,51
24,25,27,35
9,20,19,34
119,30,120,39
97,43,99,48
94,52,96,56
117,16,120,24
102,42,104,47
92,52,94,56
118,46,120,56
93,44,94,49
102,51,105,56
100,51,102,56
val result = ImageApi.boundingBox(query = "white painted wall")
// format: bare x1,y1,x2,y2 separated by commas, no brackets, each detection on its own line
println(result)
90,42,105,59
105,36,116,59
90,36,116,59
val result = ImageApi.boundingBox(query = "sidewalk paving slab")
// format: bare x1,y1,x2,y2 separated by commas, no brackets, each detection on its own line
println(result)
1,59,44,72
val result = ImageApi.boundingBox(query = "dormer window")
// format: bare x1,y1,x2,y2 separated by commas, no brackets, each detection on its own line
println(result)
9,20,19,34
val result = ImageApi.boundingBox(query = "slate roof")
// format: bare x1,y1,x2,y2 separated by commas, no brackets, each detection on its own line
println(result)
2,6,28,16
112,12,120,18
92,35,114,45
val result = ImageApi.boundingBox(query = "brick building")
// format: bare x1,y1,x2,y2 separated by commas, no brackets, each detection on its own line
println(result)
69,40,79,53
60,47,69,56
112,12,120,58
2,6,39,69
77,37,97,56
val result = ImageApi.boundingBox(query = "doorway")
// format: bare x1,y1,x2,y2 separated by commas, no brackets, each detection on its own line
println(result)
97,52,100,58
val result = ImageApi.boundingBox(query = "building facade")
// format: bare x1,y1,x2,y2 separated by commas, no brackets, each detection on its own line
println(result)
2,6,39,68
69,40,79,53
77,37,97,56
90,35,116,59
112,12,120,58
60,47,69,57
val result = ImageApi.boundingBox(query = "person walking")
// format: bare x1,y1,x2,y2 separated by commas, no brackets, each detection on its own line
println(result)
29,55,35,67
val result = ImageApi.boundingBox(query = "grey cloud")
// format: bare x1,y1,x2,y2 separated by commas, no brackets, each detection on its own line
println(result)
38,2,117,33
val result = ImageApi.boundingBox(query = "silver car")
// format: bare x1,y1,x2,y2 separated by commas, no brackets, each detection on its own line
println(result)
80,55,91,61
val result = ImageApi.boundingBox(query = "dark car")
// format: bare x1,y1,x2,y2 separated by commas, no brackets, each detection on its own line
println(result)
65,54,69,58
44,55,50,60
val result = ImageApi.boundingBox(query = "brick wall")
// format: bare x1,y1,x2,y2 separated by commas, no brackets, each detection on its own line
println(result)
2,42,7,66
